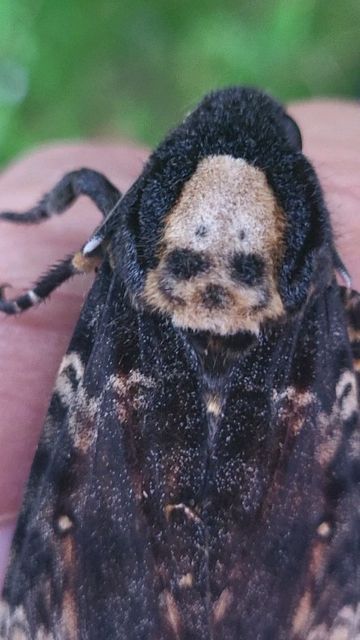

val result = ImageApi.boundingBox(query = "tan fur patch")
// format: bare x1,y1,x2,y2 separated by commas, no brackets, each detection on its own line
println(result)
178,573,194,589
72,252,101,273
272,386,315,436
213,588,233,624
354,358,360,373
292,533,360,639
143,155,285,335
110,370,156,424
292,590,313,636
55,358,155,454
55,352,85,406
292,534,333,637
61,590,78,639
347,326,360,345
54,352,98,453
206,394,222,417
160,590,182,636
305,603,360,639
110,370,155,407
59,532,78,639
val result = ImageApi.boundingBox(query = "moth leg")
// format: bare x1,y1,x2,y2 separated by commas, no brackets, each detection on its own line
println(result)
0,252,100,314
0,168,121,223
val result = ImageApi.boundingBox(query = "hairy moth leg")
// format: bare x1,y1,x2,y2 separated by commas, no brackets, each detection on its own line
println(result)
0,168,121,223
0,252,101,315
0,168,120,314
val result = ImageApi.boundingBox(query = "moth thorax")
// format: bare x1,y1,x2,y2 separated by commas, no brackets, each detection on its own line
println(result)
143,154,285,335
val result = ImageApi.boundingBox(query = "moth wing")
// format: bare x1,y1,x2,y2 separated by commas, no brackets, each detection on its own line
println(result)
0,263,162,639
290,285,360,639
341,287,360,384
204,284,360,640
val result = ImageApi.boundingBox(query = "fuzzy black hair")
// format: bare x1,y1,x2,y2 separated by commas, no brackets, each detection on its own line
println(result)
112,87,334,312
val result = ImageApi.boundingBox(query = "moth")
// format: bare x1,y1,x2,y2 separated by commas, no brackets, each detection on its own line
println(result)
0,87,359,640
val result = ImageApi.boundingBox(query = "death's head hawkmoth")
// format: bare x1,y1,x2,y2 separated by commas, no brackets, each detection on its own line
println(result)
0,87,359,639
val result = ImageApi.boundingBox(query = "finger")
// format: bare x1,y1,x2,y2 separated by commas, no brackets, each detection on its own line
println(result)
289,100,360,287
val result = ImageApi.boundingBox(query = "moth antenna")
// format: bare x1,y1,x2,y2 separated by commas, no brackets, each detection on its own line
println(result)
83,234,103,255
0,252,101,315
83,192,124,255
0,168,121,223
333,249,352,288
337,267,352,289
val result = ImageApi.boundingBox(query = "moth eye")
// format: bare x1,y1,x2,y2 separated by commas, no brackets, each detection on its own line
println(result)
230,252,265,286
165,248,210,280
239,230,246,241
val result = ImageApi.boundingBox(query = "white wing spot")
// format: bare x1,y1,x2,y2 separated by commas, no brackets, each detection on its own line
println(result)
178,573,194,588
317,521,331,539
28,290,41,305
57,515,73,533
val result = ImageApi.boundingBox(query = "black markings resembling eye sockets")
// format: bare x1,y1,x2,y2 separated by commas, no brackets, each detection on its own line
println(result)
166,248,210,280
230,252,265,287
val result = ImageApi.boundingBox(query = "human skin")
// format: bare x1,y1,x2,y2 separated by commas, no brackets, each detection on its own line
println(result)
0,101,359,588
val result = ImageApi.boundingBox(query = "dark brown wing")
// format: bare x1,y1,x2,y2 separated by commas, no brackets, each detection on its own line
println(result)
0,263,164,639
0,258,217,640
1,278,359,640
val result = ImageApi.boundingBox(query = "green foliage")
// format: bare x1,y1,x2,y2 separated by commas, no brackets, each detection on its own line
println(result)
0,0,359,164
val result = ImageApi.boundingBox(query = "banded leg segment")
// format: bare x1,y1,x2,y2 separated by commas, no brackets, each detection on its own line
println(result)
0,168,119,314
0,168,121,223
0,253,101,315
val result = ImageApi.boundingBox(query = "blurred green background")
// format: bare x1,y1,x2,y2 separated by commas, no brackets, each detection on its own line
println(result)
0,0,359,165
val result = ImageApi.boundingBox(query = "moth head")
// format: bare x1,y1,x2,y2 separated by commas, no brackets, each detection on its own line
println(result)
143,155,286,335
113,87,333,336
